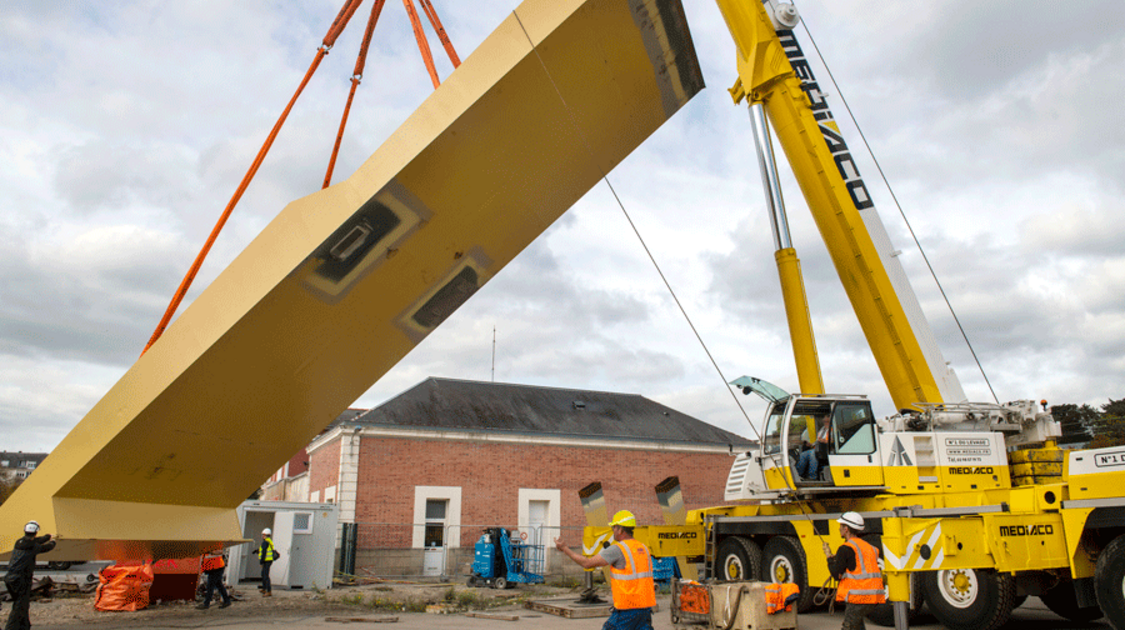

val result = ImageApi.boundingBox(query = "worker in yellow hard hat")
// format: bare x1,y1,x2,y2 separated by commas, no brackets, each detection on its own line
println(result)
556,510,656,629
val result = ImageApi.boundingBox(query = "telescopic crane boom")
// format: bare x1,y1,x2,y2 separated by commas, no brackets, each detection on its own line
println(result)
716,0,965,411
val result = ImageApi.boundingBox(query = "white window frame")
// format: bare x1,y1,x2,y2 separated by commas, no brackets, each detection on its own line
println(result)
412,486,462,548
293,511,314,534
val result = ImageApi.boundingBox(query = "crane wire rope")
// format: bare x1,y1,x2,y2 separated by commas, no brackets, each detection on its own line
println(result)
143,0,461,354
793,8,998,405
509,8,840,570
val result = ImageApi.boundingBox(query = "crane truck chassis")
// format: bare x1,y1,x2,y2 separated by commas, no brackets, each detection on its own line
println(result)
584,387,1125,629
584,2,1125,629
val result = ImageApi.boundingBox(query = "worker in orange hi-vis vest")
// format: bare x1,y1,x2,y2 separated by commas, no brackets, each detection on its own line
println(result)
823,512,885,630
556,510,656,630
196,549,233,610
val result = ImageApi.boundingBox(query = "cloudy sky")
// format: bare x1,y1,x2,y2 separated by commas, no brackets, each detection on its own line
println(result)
3,0,1124,453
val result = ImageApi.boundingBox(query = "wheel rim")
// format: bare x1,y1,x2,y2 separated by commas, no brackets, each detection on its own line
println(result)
770,556,794,584
725,555,745,580
937,569,979,609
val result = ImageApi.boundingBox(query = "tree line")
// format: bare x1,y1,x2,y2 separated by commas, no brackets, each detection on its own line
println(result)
1053,398,1125,448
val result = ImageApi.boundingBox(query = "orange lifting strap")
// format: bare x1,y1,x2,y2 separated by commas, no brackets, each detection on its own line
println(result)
143,0,461,355
324,0,461,187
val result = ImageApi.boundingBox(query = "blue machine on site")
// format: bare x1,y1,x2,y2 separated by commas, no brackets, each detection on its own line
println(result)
468,527,544,589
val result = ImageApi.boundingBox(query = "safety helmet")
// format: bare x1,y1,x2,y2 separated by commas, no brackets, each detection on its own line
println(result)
24,521,40,534
837,511,865,531
263,528,272,536
608,510,637,528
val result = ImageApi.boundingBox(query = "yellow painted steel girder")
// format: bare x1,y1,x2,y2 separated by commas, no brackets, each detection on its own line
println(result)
0,0,703,561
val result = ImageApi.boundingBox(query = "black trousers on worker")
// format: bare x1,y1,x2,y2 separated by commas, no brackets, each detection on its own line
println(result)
260,561,272,594
201,568,231,607
4,575,32,630
842,602,877,630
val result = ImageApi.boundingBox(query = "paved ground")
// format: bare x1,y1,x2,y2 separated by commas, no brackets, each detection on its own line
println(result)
29,592,1115,630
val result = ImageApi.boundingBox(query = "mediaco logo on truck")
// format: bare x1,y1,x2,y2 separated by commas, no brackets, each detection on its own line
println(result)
949,466,994,475
657,531,698,540
999,524,1055,537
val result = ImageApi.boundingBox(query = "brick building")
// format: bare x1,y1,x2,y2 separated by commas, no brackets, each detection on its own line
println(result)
261,409,366,502
305,378,753,576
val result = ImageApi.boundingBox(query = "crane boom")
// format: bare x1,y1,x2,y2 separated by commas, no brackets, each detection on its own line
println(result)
715,0,965,411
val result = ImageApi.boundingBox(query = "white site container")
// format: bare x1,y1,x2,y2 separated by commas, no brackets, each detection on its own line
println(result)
227,500,339,591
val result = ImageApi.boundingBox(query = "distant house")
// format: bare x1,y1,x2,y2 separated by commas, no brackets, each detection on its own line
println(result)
260,409,367,502
0,452,48,482
299,377,753,577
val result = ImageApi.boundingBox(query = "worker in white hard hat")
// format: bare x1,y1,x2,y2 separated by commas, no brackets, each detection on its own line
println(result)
556,510,656,630
4,520,56,629
822,512,885,630
256,528,281,597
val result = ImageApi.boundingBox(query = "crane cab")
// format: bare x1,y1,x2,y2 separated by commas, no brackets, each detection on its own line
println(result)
725,377,886,499
760,394,884,492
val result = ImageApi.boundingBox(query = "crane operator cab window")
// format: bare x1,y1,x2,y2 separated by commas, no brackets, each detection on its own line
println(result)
759,400,833,486
787,402,833,484
832,402,876,455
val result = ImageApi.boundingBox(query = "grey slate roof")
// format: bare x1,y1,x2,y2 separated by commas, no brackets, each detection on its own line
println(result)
0,452,47,468
346,378,753,448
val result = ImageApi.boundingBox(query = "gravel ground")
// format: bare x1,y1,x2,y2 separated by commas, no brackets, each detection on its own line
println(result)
19,580,585,628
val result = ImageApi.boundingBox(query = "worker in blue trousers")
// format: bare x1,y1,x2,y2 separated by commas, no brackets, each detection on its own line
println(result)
256,528,281,597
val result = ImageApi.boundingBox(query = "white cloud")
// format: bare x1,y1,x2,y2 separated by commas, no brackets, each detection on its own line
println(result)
1,0,1123,456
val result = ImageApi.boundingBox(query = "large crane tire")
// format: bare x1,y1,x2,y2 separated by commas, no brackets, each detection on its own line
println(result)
1040,580,1103,622
716,536,761,582
1096,534,1125,630
759,536,815,612
922,568,1016,630
868,573,923,627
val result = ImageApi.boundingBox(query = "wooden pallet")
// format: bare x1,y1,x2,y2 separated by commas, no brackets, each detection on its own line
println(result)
525,597,612,619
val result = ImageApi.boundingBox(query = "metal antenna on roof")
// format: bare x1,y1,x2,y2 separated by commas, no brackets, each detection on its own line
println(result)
491,325,496,382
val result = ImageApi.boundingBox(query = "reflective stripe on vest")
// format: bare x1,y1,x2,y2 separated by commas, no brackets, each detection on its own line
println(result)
608,539,656,609
201,554,225,572
765,582,800,613
258,539,277,561
835,538,886,604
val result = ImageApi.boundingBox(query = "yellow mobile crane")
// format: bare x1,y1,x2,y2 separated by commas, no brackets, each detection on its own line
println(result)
584,2,1125,630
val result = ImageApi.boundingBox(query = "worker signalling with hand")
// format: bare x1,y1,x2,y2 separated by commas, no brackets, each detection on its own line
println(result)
823,512,885,630
256,528,281,596
556,510,656,630
5,520,56,630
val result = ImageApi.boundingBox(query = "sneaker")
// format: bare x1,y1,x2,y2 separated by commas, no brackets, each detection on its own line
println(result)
219,601,232,609
263,592,272,597
195,604,209,610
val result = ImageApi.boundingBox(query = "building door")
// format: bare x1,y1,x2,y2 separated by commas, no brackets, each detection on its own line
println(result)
528,499,549,570
528,500,548,546
422,499,447,576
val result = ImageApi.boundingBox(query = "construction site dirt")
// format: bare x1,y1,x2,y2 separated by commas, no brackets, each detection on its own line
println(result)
16,581,1118,630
